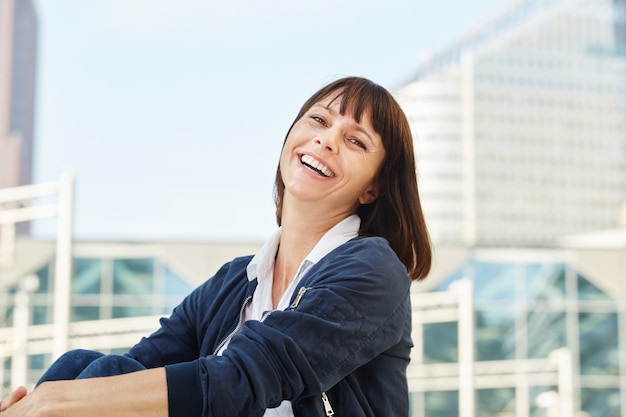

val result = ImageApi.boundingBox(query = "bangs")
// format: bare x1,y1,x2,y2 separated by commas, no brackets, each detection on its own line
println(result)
320,81,399,155
326,81,390,138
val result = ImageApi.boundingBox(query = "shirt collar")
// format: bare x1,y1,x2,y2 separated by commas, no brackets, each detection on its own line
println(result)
246,214,361,282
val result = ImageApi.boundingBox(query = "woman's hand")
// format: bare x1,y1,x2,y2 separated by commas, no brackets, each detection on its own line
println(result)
0,368,167,417
0,386,27,412
0,383,58,417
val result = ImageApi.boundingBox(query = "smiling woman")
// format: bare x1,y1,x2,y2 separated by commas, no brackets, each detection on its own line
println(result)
275,77,431,280
0,76,432,417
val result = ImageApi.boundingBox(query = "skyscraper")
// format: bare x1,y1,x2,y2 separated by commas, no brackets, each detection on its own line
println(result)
396,0,626,247
0,0,38,189
0,0,38,233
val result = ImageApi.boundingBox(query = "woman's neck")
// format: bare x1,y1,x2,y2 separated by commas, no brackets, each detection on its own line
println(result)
271,206,349,308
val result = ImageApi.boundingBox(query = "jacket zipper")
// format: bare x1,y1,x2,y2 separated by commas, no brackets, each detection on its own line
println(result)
290,286,307,309
219,288,318,412
321,392,334,416
260,286,308,323
213,295,252,355
291,287,336,416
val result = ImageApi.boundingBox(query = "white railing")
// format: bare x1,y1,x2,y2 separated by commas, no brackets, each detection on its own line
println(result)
409,279,577,417
0,171,74,386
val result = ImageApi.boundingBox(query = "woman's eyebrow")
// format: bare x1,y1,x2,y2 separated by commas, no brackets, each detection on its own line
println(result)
311,103,334,113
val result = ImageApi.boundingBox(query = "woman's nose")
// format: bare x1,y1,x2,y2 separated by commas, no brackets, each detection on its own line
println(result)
315,130,340,153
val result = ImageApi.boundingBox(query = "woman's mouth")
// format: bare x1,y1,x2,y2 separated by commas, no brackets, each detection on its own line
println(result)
300,154,335,178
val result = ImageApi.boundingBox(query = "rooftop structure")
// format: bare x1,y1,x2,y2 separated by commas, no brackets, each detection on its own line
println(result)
396,0,626,247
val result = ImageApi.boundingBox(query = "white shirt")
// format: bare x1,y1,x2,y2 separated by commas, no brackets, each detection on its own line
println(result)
217,214,361,416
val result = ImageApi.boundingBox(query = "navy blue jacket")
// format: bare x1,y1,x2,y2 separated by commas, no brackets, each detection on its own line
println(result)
126,236,413,417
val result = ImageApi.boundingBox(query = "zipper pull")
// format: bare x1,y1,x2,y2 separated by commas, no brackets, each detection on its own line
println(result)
321,392,334,416
290,286,307,309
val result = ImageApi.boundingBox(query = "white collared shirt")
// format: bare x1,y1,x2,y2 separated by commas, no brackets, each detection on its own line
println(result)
217,214,361,416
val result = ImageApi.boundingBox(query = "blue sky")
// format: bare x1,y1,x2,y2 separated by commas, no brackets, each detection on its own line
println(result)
31,0,509,242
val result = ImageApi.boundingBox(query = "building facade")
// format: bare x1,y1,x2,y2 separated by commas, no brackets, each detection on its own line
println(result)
0,0,38,235
395,0,626,247
408,239,626,417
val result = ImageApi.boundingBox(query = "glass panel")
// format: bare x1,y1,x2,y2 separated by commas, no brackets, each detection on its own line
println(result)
577,273,611,300
28,354,48,371
2,358,12,388
112,305,152,319
34,263,51,294
580,388,620,417
529,386,557,417
163,266,195,297
32,305,52,325
424,390,458,417
525,263,565,301
73,258,102,294
477,388,515,417
579,312,619,375
473,261,517,301
423,322,458,363
71,306,100,322
113,259,154,295
476,308,516,361
527,311,566,358
2,303,14,326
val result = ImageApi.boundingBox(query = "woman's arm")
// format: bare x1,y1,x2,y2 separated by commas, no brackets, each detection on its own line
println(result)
0,368,167,417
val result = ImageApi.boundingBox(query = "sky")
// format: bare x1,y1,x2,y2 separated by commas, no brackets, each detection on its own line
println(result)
31,0,510,243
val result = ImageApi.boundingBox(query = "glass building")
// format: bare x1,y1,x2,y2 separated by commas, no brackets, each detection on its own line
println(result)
408,238,626,417
395,0,626,247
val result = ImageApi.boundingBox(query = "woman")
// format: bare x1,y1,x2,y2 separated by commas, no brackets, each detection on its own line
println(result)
0,76,431,416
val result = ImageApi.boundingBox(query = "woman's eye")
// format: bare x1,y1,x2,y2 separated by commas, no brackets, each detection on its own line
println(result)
349,138,367,150
311,116,326,125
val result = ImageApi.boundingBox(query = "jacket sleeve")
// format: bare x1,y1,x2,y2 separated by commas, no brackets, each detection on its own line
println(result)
165,237,412,417
125,256,251,369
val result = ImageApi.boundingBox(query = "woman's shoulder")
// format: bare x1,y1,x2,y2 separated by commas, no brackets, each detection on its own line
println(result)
336,235,399,260
315,236,409,282
222,254,256,272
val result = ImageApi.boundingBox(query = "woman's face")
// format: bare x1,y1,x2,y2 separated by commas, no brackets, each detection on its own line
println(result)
279,95,386,216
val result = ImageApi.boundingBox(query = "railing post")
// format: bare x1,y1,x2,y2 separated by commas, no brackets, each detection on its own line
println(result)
52,170,74,361
10,274,39,387
455,278,475,417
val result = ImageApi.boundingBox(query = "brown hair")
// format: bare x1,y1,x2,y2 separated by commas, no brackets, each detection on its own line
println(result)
274,76,431,281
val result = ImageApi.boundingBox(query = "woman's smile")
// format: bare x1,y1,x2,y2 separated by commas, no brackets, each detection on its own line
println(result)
299,153,335,178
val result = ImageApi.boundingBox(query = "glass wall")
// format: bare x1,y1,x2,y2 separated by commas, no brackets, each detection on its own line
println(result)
1,255,195,391
29,257,194,324
410,257,624,417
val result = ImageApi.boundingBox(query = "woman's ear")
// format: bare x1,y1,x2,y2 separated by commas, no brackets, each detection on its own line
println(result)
359,184,379,205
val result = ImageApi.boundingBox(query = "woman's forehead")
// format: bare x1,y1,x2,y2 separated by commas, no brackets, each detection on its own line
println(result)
315,91,375,124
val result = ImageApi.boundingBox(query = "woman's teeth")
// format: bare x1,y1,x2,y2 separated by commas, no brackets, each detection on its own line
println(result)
300,154,334,177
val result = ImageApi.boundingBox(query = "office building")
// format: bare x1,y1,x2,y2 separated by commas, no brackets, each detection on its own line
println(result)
0,0,38,235
395,0,626,247
408,234,625,417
